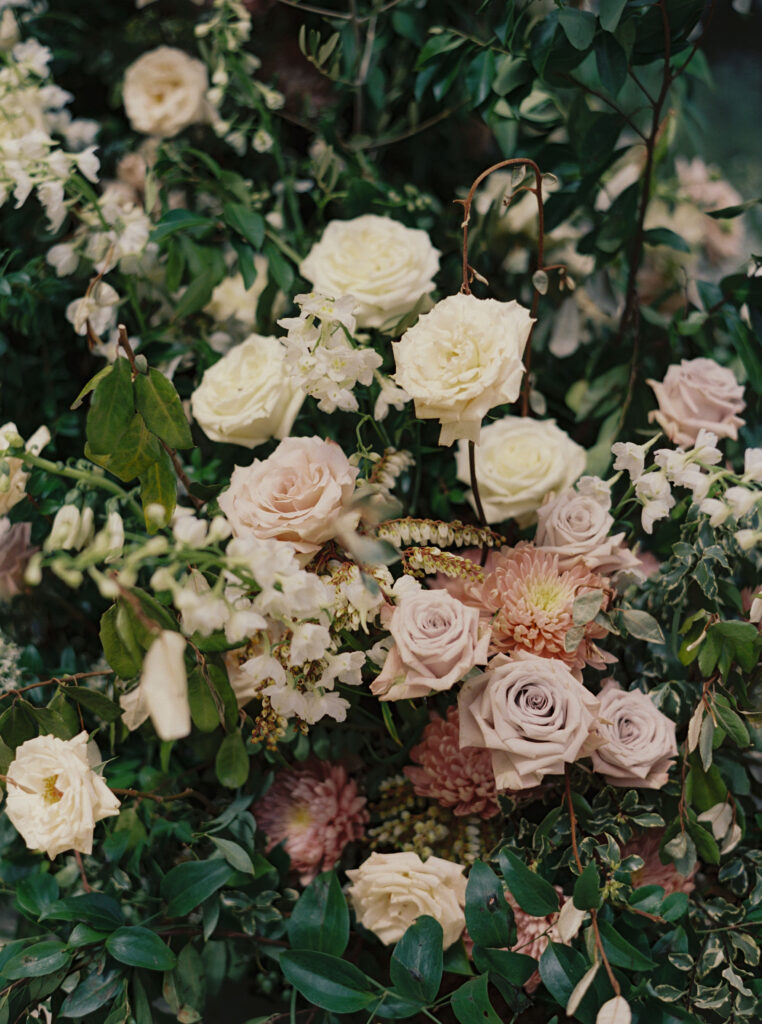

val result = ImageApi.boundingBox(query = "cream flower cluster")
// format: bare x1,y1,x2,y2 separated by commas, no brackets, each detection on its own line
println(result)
278,293,382,415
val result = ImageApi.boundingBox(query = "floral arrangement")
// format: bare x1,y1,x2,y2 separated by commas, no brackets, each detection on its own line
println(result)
0,1,761,1023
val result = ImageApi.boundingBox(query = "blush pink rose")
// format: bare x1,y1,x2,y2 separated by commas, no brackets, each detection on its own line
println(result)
647,357,745,448
458,651,601,791
218,436,359,556
371,589,490,700
591,680,677,789
535,487,641,576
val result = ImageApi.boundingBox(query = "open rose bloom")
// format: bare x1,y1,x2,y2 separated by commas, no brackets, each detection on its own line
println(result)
647,357,745,447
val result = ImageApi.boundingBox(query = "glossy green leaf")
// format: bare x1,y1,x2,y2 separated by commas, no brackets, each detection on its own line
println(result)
599,0,628,32
60,970,124,1017
573,861,602,911
135,368,193,450
43,893,124,931
86,358,134,456
450,975,502,1024
223,202,266,250
187,665,221,732
559,8,596,49
14,874,59,920
105,413,161,483
471,946,537,987
161,859,234,917
464,860,513,947
498,850,559,917
106,927,176,971
99,605,140,679
287,870,350,956
390,915,443,1003
3,941,72,979
597,920,657,970
151,209,216,243
139,445,176,532
538,941,588,1008
71,363,114,410
215,730,249,788
209,837,255,875
66,685,124,722
280,951,377,1013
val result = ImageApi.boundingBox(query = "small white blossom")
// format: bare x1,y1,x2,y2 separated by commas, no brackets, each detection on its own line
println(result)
635,470,675,533
724,485,759,519
743,448,762,482
699,497,731,527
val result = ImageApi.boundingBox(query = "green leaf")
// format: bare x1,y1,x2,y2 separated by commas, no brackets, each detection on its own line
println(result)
14,874,59,919
161,860,234,917
105,414,162,483
139,445,176,532
597,920,657,970
86,358,134,456
151,209,216,243
263,240,294,293
450,975,502,1024
135,369,193,450
712,695,750,748
66,685,124,723
643,227,693,252
68,924,111,948
106,927,176,971
686,820,720,865
538,942,587,1007
3,941,72,979
43,893,124,931
599,0,628,32
390,915,443,1003
573,861,602,911
498,850,559,917
223,203,265,250
287,871,350,956
209,837,255,875
706,197,762,219
60,970,124,1017
595,33,627,95
173,268,220,320
617,609,665,644
71,364,114,410
559,8,596,49
572,590,604,626
99,605,140,679
187,666,220,732
471,946,537,987
371,993,426,1019
279,951,377,1013
215,730,250,788
464,860,514,948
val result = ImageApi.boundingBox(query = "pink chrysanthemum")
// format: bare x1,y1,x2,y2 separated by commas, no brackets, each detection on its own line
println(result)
483,545,613,670
622,830,698,895
508,887,565,993
254,759,368,883
405,706,499,819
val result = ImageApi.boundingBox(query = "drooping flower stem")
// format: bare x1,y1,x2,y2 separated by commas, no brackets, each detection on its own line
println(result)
457,156,547,417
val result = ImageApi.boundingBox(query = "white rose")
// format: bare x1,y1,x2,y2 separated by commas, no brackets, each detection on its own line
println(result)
458,651,601,790
204,264,270,327
535,485,641,575
456,416,586,526
123,46,209,138
393,293,533,446
591,680,677,789
300,214,440,329
191,335,304,448
346,851,466,947
119,630,191,741
5,732,120,858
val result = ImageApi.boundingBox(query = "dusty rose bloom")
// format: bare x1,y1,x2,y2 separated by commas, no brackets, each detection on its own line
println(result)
535,485,641,576
622,830,698,895
483,544,612,671
0,519,34,600
591,680,677,789
405,706,499,819
458,651,601,791
218,436,359,557
647,357,745,448
371,589,490,700
676,157,745,266
253,758,368,883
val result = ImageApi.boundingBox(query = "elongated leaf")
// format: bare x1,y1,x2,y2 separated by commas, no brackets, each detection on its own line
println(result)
66,685,124,723
223,203,265,250
617,609,665,644
139,446,176,532
599,0,627,32
280,951,377,1013
43,893,124,931
135,369,193,450
14,874,59,920
215,730,249,788
597,920,656,970
99,605,140,679
187,666,221,732
209,837,255,875
573,861,602,911
559,8,596,49
450,975,502,1024
161,860,234,917
151,209,216,243
643,227,692,252
538,942,587,1008
499,850,559,917
287,871,350,956
465,860,513,947
4,941,72,979
106,927,176,971
87,358,134,455
390,915,443,1003
71,364,114,410
472,946,537,986
60,970,124,1017
105,413,161,483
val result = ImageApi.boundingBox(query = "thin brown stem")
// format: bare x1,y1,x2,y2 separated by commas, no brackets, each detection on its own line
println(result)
564,74,648,141
111,786,216,812
75,851,92,893
0,669,114,702
628,67,656,105
116,323,138,375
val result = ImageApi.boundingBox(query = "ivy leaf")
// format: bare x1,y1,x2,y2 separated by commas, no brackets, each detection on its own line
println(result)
135,369,193,450
288,871,350,956
498,850,559,917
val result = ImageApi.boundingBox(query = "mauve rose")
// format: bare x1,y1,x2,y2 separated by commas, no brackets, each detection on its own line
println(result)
370,589,491,700
0,519,34,599
647,357,745,448
591,680,677,789
458,651,600,790
218,436,359,557
535,484,641,576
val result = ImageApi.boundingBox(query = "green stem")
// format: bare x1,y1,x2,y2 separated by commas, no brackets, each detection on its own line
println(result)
21,452,144,521
264,228,303,265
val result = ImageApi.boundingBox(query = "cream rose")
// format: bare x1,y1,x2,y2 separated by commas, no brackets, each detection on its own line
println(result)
370,590,490,701
458,651,600,790
5,732,120,858
591,680,677,789
346,851,466,947
204,264,270,327
456,416,586,526
218,436,359,557
191,335,304,449
123,46,209,138
535,481,641,575
647,357,745,448
300,214,440,329
393,293,533,446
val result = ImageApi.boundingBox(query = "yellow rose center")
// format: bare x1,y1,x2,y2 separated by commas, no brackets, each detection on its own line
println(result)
42,775,63,804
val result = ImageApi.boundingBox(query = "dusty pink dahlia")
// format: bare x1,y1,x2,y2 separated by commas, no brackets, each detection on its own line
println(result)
622,830,698,896
405,706,499,819
483,545,612,671
254,759,368,883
